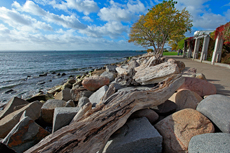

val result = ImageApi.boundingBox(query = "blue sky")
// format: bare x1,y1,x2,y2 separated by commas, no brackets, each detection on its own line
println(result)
0,0,229,51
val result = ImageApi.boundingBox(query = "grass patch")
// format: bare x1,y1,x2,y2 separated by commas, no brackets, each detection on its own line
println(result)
163,52,178,56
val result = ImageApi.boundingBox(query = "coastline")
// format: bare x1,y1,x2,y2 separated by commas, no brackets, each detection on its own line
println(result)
1,52,229,153
0,51,141,103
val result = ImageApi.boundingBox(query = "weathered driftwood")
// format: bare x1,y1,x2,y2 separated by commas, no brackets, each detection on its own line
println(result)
25,74,184,153
71,102,92,123
115,68,139,86
134,62,180,85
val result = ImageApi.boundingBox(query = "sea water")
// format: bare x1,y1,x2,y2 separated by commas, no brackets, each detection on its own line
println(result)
0,51,142,103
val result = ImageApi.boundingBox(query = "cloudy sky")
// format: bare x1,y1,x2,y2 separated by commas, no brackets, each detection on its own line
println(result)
0,0,229,51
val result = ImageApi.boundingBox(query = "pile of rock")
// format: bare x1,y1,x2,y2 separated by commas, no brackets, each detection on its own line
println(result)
0,52,229,153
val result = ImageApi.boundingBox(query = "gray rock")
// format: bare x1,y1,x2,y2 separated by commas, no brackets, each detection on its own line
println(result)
106,65,117,72
0,97,28,120
41,99,66,124
0,101,42,138
55,88,72,101
89,85,108,105
2,116,49,153
65,100,75,107
78,97,90,108
52,107,80,132
100,71,116,82
188,133,230,153
79,90,93,98
102,117,162,153
196,94,230,133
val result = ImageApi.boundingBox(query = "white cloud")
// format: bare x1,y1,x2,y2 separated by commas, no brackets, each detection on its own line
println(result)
45,13,87,29
0,24,10,34
98,0,146,22
79,21,129,38
13,0,87,30
82,16,93,22
34,0,51,5
173,0,228,33
224,9,230,20
0,6,52,32
0,28,143,50
50,0,99,15
193,13,227,30
12,1,46,16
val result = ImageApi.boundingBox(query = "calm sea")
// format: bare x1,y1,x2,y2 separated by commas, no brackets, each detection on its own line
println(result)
0,51,142,103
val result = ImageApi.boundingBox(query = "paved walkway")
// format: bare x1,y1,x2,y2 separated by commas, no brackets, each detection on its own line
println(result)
168,56,230,97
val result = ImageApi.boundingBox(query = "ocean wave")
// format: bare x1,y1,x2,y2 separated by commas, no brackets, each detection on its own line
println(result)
0,82,24,90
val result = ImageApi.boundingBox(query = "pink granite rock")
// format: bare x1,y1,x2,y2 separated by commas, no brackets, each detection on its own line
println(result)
82,76,110,91
178,77,216,97
175,89,203,111
155,109,214,153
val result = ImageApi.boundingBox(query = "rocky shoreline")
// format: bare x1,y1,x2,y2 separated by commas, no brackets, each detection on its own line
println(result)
0,52,230,153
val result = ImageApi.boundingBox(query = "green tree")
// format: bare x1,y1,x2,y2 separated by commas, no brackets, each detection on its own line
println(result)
177,37,188,50
128,0,192,56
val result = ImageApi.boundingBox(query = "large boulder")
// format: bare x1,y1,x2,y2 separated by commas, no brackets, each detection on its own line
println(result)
196,94,230,133
89,85,108,106
0,101,42,138
2,116,50,153
102,117,162,153
154,100,177,115
41,99,66,124
0,97,28,120
82,76,110,91
188,133,230,153
178,77,216,97
100,71,116,82
134,62,180,85
54,88,72,101
52,107,80,133
175,90,203,111
154,108,214,153
129,109,159,124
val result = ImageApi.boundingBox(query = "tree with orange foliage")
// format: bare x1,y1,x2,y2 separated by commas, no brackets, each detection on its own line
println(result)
128,0,192,56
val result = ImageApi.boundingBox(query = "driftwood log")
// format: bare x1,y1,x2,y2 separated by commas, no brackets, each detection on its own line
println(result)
25,74,184,153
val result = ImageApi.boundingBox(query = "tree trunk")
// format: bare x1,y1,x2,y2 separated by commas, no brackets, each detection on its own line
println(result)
25,74,184,153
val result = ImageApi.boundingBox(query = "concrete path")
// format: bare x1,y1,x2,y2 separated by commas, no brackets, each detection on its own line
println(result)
168,56,230,97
